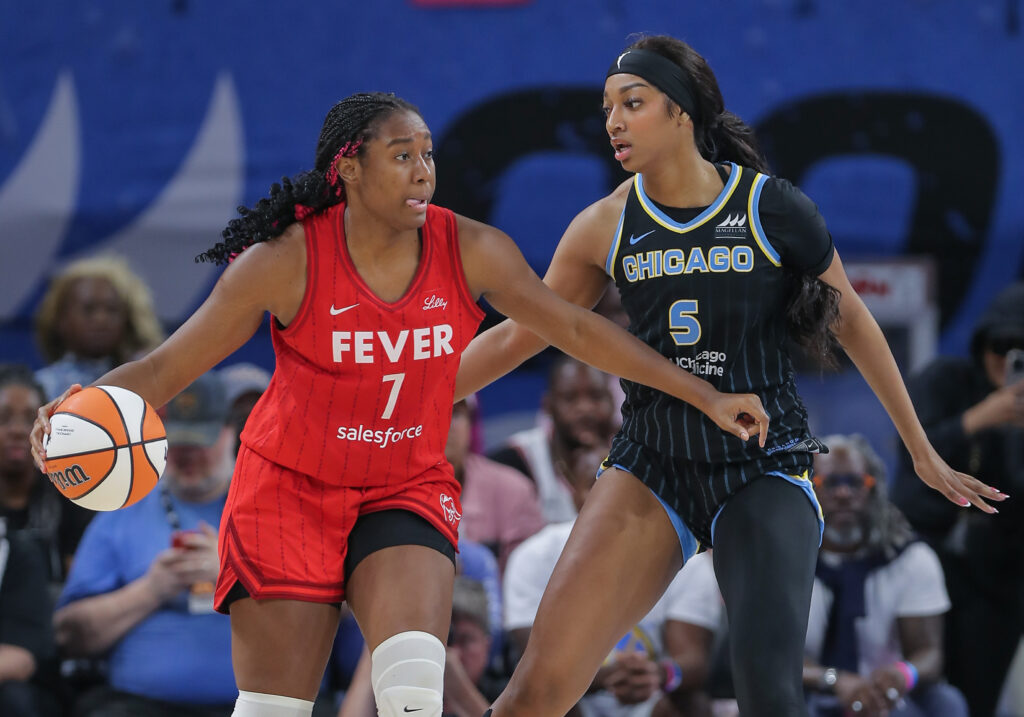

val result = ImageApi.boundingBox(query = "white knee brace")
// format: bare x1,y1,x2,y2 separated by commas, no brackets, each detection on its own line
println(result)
231,690,314,717
370,630,445,717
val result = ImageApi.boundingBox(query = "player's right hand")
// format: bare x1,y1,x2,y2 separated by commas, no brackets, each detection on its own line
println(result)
705,391,770,447
30,384,82,474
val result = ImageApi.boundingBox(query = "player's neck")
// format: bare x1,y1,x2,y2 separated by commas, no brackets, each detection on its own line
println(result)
639,155,722,209
343,202,418,251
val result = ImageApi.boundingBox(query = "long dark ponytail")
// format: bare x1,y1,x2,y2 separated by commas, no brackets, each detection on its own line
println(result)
628,35,841,366
197,92,421,265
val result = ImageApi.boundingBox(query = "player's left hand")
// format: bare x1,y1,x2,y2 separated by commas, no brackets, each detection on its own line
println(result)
912,445,1007,513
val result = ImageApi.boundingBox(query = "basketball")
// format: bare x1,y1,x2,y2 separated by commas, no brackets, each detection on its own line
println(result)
43,386,167,511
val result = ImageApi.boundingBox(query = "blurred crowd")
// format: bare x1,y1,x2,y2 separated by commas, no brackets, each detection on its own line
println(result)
0,254,1021,717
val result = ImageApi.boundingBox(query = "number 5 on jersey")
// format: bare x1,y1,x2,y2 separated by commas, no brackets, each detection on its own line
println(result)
670,300,701,346
381,373,405,419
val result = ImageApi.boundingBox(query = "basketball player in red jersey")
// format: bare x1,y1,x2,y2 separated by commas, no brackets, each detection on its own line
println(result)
30,93,770,717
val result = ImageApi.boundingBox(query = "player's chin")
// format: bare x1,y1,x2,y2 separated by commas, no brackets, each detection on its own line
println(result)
399,205,429,229
615,149,643,171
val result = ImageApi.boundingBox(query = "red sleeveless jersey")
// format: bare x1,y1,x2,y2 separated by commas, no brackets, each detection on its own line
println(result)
241,203,484,488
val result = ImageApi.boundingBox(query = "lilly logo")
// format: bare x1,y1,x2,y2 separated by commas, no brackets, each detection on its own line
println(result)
423,294,448,311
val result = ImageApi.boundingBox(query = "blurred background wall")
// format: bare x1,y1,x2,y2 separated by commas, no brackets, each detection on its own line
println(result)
2,0,1023,473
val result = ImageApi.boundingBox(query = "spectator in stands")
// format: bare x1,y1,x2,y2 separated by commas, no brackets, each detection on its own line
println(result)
325,539,506,715
34,254,164,400
892,281,1024,717
443,576,504,717
805,435,967,717
447,396,544,573
0,517,61,717
218,362,271,456
489,354,616,524
54,371,236,716
334,576,502,717
456,537,505,670
0,364,92,587
656,551,730,717
504,446,687,717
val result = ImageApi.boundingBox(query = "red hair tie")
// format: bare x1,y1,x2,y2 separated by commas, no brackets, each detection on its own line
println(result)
294,203,315,221
324,139,364,189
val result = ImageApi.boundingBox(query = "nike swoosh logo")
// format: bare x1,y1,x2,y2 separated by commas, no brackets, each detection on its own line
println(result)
628,230,655,245
403,708,423,713
330,303,358,316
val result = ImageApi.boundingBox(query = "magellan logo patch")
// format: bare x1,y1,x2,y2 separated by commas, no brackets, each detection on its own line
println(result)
715,213,748,234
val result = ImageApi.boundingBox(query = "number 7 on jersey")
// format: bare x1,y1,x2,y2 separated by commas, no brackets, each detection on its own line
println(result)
381,373,405,420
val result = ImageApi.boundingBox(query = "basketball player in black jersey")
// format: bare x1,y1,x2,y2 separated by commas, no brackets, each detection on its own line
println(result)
456,35,1006,717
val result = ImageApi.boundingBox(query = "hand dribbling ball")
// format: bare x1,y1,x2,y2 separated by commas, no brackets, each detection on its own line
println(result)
44,386,167,511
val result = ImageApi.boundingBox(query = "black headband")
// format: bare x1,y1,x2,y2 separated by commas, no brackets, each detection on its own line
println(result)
606,49,699,121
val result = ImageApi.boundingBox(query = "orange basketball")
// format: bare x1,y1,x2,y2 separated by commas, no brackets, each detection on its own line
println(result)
43,386,167,511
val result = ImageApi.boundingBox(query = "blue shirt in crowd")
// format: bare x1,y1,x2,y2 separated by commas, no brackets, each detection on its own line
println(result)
58,486,235,704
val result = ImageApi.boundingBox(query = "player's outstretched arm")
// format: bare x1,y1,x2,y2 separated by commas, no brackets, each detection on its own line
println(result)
455,195,622,400
457,215,769,446
30,226,307,472
819,250,1007,512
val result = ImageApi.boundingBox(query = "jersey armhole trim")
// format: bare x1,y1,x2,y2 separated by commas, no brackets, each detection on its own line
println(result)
275,216,319,336
604,206,627,280
446,208,486,322
748,174,782,267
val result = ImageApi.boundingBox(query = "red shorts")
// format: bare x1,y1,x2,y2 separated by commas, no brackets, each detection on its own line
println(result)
214,445,463,612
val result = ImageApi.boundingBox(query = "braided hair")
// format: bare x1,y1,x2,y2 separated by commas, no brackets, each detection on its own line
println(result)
626,34,842,367
198,92,422,265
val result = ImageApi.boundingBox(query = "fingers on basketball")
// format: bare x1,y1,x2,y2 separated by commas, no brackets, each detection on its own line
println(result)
44,386,166,512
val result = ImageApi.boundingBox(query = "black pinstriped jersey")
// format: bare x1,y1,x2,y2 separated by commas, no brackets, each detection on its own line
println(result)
605,162,835,465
